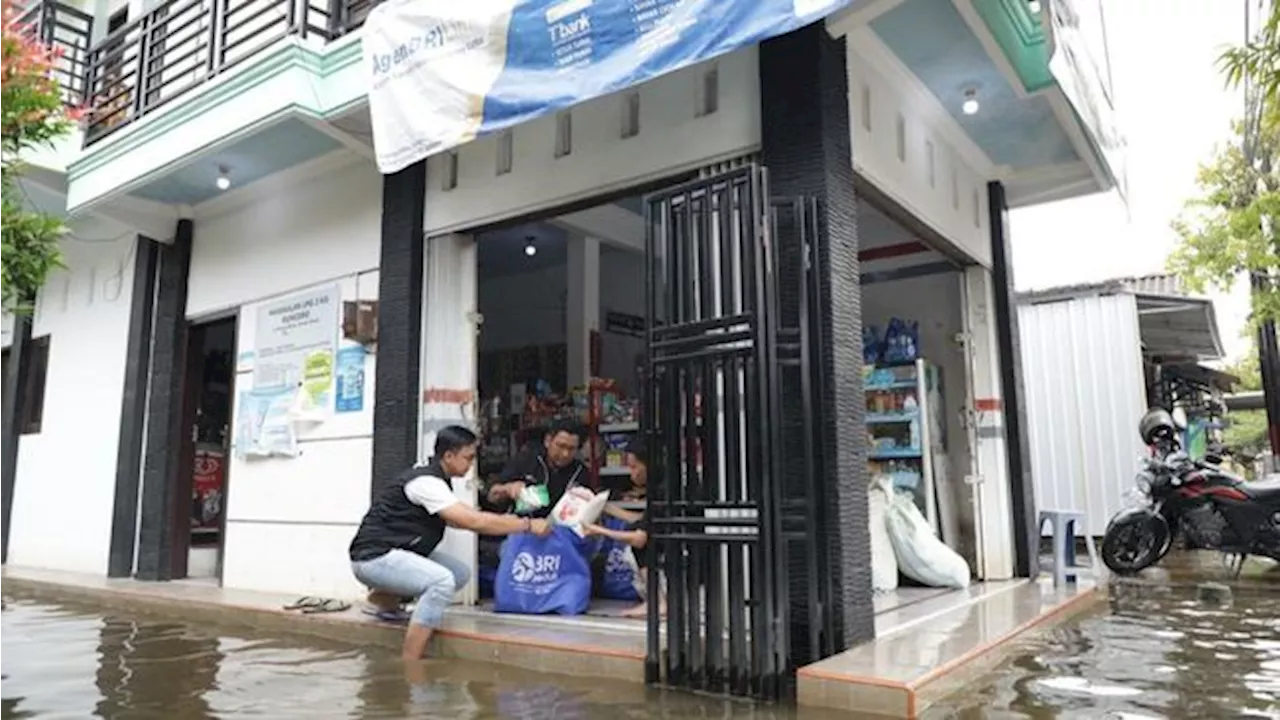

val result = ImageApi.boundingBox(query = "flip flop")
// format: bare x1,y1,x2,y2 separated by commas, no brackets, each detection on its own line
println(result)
302,598,352,614
282,596,325,611
363,606,411,624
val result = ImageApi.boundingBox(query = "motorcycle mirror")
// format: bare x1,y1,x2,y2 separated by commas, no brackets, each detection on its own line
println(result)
1171,406,1188,430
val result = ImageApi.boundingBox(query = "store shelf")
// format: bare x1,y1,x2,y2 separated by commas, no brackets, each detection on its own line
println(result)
869,447,923,460
599,422,640,433
865,411,918,424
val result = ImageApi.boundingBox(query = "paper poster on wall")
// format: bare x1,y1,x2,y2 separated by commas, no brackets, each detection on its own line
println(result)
335,345,366,413
235,387,301,459
254,284,340,410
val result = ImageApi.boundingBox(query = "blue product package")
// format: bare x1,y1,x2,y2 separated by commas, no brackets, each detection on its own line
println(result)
863,325,882,364
597,516,642,602
494,526,592,615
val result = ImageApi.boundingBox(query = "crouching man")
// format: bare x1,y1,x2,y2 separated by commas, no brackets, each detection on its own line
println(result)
349,425,551,660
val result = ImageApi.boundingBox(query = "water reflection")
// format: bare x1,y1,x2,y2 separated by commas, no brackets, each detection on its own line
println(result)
931,581,1280,719
94,614,221,718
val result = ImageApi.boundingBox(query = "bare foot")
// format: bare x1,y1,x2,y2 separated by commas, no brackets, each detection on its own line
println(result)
621,602,666,619
402,659,430,684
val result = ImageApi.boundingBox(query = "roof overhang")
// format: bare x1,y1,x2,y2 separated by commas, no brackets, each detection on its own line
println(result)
1135,294,1225,363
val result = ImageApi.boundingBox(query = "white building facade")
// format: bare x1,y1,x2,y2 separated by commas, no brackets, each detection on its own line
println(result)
3,0,1122,688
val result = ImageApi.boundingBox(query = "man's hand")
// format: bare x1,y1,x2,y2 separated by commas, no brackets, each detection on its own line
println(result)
506,480,527,501
529,518,552,536
581,523,603,537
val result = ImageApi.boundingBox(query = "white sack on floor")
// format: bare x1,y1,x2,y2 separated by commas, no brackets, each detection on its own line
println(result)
868,476,899,592
885,489,970,589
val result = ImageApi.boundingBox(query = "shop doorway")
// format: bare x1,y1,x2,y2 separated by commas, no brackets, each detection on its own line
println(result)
170,317,236,581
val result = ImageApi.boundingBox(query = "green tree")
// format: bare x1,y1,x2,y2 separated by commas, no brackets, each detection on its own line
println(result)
1167,112,1280,327
1,0,79,314
1221,349,1268,460
1219,0,1280,110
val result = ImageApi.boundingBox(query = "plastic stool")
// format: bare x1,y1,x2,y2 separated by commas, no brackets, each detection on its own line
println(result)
1038,509,1099,588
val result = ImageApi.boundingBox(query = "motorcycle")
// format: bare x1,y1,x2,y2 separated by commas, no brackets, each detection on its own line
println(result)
1100,406,1280,575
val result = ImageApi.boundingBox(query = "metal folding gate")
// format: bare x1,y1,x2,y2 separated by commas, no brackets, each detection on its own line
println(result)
641,164,834,700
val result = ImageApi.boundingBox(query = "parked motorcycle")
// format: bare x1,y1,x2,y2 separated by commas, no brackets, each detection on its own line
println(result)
1100,406,1280,575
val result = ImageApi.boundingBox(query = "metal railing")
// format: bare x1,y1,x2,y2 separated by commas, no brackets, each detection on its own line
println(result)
14,1,93,107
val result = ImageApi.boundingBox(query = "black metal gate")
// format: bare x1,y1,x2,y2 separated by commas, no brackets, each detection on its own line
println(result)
641,165,833,700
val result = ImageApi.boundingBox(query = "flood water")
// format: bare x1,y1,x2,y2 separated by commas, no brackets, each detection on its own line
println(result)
4,574,1279,719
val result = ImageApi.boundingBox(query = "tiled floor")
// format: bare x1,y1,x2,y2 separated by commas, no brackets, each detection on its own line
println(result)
2,565,1099,718
797,577,1101,718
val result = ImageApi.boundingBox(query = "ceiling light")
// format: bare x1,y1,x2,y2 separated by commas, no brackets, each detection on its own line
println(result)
215,165,231,191
961,88,980,116
524,236,537,257
1027,0,1041,13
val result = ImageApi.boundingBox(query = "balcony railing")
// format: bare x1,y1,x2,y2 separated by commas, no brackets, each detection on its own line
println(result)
14,1,93,107
20,0,378,147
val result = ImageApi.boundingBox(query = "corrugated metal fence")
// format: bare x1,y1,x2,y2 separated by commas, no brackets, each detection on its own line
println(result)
1018,294,1149,537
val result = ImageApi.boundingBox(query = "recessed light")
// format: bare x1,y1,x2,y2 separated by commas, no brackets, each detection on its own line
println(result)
215,165,231,190
961,88,980,116
524,236,537,257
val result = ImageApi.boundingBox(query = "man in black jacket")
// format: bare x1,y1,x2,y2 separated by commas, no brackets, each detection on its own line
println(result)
350,425,551,661
485,418,587,517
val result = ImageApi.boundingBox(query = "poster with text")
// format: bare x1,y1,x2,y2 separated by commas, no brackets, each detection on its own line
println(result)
254,284,340,411
235,387,301,459
335,345,367,413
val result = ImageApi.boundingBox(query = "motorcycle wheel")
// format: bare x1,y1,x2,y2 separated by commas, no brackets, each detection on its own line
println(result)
1101,512,1170,575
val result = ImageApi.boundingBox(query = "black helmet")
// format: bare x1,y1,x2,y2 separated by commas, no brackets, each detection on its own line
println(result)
1138,407,1177,445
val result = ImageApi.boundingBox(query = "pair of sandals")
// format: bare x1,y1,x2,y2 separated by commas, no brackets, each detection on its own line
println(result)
282,596,352,614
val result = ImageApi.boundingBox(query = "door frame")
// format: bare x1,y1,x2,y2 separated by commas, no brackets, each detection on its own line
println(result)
168,315,237,581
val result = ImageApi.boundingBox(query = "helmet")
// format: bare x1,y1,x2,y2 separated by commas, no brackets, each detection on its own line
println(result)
1138,407,1177,445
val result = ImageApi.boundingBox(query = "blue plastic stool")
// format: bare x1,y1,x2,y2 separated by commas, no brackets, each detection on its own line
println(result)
1038,509,1100,588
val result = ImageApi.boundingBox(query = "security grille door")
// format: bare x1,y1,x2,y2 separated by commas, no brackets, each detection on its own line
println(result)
641,165,831,700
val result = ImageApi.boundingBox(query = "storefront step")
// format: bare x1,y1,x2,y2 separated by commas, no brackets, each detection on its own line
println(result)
0,566,646,684
796,578,1102,718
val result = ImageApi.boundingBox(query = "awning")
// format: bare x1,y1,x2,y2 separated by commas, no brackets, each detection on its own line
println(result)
1135,294,1224,363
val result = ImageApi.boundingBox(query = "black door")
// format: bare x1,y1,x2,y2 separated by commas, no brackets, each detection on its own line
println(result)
640,165,833,700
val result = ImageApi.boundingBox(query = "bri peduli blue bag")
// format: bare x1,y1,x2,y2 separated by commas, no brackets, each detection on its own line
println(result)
597,515,642,602
494,525,592,615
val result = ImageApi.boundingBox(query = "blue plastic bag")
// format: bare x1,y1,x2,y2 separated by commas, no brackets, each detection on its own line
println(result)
494,526,592,615
597,516,642,602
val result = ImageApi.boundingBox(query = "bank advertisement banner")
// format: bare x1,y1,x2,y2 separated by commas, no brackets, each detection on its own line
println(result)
364,0,851,174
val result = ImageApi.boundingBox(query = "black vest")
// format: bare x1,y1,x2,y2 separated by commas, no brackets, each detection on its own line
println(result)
349,463,449,562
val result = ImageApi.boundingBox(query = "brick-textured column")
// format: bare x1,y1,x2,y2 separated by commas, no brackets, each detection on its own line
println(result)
987,181,1038,577
371,161,427,497
1,307,34,563
759,22,874,649
136,221,193,581
108,236,160,577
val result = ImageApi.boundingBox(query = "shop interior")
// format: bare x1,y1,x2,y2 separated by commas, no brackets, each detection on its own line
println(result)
458,192,984,624
181,318,235,580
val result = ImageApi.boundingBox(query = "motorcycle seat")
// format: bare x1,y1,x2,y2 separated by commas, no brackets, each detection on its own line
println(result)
1241,475,1280,504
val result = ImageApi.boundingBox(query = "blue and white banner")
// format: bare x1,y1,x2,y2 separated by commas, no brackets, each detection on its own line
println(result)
364,0,851,174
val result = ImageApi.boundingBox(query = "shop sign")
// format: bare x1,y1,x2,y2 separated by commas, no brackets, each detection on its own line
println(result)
364,0,853,174
1046,0,1128,202
605,310,645,338
253,284,340,410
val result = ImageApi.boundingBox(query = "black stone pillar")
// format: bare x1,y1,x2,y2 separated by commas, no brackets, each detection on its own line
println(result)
760,22,874,649
107,237,160,578
371,161,426,497
136,221,193,581
987,181,1038,577
1,308,34,564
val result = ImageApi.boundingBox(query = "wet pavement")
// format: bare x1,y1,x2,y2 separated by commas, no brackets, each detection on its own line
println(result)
3,552,1278,719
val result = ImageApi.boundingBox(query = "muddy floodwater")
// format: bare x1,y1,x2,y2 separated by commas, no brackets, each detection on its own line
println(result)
4,564,1279,719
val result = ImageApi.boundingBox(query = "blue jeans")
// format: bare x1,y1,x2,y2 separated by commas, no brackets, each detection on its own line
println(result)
351,548,471,629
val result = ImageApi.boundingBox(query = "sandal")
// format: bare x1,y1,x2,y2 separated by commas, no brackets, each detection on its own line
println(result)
302,598,352,614
362,606,411,624
282,596,326,611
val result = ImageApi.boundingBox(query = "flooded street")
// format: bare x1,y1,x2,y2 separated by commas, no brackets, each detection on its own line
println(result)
4,561,1279,719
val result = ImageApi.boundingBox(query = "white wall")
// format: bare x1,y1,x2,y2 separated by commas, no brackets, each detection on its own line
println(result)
191,156,382,599
423,47,761,234
8,231,138,574
1019,294,1148,538
844,27,995,268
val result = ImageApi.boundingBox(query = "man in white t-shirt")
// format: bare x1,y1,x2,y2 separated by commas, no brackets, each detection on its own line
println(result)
349,425,551,660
